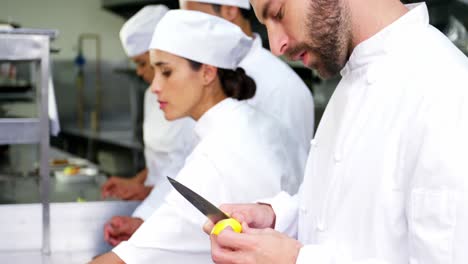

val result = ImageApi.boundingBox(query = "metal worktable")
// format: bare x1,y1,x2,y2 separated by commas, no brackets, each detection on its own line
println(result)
0,29,140,263
0,146,140,263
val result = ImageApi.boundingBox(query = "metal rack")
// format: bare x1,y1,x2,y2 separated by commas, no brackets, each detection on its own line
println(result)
0,28,57,255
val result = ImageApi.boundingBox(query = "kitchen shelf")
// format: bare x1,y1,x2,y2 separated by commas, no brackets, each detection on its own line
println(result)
0,29,54,255
0,118,41,144
61,125,143,150
0,91,35,101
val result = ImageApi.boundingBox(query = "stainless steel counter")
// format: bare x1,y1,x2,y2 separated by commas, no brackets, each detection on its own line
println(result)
0,147,106,204
0,201,139,263
0,147,141,263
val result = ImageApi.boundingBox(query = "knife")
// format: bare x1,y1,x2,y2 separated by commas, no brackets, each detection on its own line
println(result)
167,176,242,235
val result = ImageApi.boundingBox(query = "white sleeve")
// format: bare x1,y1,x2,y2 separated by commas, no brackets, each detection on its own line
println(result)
132,172,177,220
113,241,211,264
131,199,154,220
260,191,299,238
296,243,392,264
297,77,468,264
404,81,468,264
131,186,162,220
113,153,223,264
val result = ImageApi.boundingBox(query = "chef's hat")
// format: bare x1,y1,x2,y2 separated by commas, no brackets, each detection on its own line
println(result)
149,10,253,70
120,5,169,57
180,0,250,10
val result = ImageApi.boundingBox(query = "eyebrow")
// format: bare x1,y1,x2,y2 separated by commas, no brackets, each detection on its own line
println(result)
153,61,168,67
261,1,272,22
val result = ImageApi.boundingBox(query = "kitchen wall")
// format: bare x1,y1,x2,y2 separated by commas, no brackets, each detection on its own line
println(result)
1,0,127,61
1,0,143,127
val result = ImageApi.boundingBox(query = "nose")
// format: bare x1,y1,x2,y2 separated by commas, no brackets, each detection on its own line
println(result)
150,77,161,95
266,23,289,56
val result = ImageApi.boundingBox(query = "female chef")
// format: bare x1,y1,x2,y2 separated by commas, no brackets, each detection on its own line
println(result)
91,10,306,264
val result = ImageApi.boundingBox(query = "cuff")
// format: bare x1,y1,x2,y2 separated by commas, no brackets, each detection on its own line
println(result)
296,244,332,264
112,241,136,263
258,191,299,236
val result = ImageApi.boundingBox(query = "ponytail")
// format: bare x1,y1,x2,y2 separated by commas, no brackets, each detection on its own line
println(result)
218,67,256,100
186,59,256,100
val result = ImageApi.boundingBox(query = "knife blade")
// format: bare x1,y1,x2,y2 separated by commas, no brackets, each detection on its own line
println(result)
167,176,229,224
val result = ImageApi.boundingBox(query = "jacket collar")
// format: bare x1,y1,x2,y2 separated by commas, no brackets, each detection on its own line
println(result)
341,3,429,76
240,32,263,65
194,98,241,140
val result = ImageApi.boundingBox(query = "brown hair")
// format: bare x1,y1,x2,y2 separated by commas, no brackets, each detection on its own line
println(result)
188,59,256,100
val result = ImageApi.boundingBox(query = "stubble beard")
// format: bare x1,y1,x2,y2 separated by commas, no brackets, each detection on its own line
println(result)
291,0,351,79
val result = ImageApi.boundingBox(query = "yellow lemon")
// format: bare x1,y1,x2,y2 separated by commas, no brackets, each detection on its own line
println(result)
211,218,242,235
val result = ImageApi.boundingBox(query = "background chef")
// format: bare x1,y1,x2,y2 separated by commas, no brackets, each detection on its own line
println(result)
91,10,307,264
100,5,197,246
180,0,315,150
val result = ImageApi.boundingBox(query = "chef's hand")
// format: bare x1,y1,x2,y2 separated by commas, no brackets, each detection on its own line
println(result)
210,223,302,264
203,203,276,234
101,177,133,197
101,178,153,200
103,216,143,246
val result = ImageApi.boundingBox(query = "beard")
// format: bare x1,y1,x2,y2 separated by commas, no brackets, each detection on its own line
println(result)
287,0,350,79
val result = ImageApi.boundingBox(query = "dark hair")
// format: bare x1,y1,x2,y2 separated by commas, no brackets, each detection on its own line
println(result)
210,4,251,20
187,59,256,101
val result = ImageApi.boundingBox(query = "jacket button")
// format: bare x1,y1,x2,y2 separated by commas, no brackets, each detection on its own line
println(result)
334,154,342,163
300,206,307,214
316,221,326,232
366,68,378,85
310,139,317,148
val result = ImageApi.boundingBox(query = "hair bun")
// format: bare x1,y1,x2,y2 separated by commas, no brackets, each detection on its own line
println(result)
219,67,256,100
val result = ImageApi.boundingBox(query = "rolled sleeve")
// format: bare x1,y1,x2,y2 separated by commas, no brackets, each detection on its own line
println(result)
259,191,299,237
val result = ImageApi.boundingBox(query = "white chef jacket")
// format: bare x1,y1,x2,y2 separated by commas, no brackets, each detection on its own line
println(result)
132,88,196,219
114,98,307,263
268,3,468,263
241,34,315,151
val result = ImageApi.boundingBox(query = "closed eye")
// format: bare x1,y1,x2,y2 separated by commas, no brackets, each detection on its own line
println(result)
162,70,171,77
274,7,284,21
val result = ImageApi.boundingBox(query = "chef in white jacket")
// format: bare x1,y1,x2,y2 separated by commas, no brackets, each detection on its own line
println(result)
101,5,197,246
180,0,315,150
206,1,468,264
90,10,307,264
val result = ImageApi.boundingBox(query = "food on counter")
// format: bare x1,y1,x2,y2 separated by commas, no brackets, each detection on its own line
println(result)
63,166,80,175
50,158,88,168
50,159,69,166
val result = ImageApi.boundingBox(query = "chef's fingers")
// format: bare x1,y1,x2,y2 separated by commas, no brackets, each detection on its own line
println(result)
227,212,247,225
111,215,124,226
108,236,120,247
114,184,141,200
203,219,215,234
107,226,121,237
215,227,255,251
101,183,120,199
210,234,244,264
108,234,131,247
110,185,130,200
120,185,146,200
101,186,113,199
103,223,111,242
240,222,271,235
101,178,117,192
218,204,256,227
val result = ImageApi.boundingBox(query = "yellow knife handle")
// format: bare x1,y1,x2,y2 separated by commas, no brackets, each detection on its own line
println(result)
211,218,242,235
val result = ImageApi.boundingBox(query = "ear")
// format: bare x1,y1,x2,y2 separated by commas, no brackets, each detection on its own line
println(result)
219,5,240,22
201,64,218,86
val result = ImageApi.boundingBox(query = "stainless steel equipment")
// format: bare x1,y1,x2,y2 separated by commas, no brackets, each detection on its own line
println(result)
0,28,55,255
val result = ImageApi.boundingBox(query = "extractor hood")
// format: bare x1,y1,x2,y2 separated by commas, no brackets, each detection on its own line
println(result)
101,0,179,19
